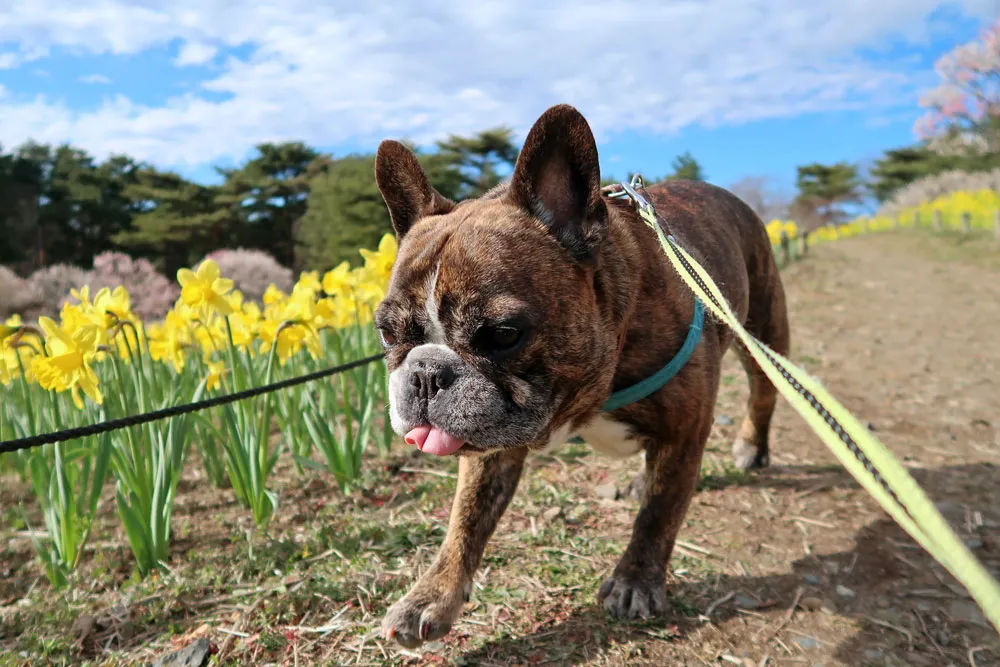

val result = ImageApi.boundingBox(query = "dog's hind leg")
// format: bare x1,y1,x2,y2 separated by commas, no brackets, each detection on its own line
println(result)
731,253,790,470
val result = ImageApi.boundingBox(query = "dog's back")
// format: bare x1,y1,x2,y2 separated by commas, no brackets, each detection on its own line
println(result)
636,178,791,469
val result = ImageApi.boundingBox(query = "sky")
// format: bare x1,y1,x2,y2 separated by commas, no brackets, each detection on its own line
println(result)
1,1,997,202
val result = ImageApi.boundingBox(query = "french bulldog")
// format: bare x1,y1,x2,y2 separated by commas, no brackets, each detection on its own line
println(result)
372,104,790,648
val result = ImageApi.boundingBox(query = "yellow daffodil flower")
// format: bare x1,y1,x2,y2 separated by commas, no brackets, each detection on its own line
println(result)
358,233,397,285
205,359,226,391
31,317,103,409
177,260,234,317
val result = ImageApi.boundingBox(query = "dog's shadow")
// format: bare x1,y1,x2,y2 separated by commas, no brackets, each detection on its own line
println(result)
456,461,1000,666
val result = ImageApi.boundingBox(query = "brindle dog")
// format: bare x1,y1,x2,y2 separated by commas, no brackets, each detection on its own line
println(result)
371,104,789,648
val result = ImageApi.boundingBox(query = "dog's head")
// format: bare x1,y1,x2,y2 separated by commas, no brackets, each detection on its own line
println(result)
373,104,621,456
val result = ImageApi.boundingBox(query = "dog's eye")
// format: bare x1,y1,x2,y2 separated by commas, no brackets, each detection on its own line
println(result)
377,327,397,347
486,326,521,351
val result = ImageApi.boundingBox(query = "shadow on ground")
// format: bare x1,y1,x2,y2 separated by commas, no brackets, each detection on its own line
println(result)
456,461,1000,666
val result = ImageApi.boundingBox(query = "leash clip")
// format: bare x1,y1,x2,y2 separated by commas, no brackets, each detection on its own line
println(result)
611,174,657,225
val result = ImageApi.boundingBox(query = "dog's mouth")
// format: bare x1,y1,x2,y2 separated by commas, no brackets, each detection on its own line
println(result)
404,425,466,456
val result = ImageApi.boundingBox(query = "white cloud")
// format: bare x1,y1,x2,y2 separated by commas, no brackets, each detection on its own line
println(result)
174,41,218,67
79,73,112,84
0,0,996,169
0,53,20,69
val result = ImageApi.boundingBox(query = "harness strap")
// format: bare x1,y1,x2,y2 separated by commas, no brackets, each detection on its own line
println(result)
602,298,704,411
567,297,704,444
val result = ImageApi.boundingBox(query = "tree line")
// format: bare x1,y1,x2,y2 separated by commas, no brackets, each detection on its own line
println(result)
2,128,995,278
0,127,725,277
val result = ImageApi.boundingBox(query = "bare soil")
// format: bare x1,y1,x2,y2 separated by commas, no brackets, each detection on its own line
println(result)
1,230,999,666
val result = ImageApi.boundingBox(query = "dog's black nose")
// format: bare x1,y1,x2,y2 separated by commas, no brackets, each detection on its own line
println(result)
409,363,455,400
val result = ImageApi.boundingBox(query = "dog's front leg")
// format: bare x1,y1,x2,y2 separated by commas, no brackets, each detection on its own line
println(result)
597,423,710,619
382,447,527,648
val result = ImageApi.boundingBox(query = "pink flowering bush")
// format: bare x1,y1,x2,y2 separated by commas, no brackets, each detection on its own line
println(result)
89,251,179,321
915,20,1000,155
27,264,91,318
0,265,42,320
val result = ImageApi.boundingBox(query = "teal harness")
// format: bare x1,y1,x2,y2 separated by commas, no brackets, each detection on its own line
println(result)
568,297,705,444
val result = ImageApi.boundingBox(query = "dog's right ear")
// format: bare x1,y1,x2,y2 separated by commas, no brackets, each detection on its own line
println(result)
375,140,456,240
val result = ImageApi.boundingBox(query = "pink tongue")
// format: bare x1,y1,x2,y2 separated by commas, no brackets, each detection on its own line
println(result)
405,425,465,456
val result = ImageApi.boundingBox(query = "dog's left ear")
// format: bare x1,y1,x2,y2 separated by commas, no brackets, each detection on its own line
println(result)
375,140,456,240
507,104,608,262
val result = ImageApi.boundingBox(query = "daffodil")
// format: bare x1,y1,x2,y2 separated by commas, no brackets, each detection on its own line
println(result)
205,359,226,391
177,260,234,318
257,287,323,363
263,284,287,307
0,315,34,385
295,270,322,297
0,327,16,346
227,294,261,351
314,297,341,330
31,317,103,409
321,261,354,299
258,318,322,363
358,233,397,285
147,311,192,373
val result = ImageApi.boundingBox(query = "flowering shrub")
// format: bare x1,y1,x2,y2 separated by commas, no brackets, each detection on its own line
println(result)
27,264,92,319
89,251,179,321
0,266,42,320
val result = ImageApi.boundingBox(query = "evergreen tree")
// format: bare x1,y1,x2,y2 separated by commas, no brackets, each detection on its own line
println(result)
667,152,705,181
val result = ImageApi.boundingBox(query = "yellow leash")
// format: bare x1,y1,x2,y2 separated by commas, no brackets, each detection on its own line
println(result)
608,177,1000,634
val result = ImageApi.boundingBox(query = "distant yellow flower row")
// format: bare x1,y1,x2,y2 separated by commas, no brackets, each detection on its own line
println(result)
762,187,1000,247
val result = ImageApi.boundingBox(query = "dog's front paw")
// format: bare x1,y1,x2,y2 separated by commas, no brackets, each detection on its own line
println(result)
381,582,467,649
597,572,667,620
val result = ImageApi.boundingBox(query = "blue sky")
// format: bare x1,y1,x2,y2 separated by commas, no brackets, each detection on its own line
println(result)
0,1,994,208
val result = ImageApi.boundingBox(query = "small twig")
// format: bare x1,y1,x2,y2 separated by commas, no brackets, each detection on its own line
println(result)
913,610,945,657
969,646,989,667
290,606,351,634
541,547,597,564
794,482,833,499
353,634,368,665
865,616,913,647
217,596,265,661
931,566,970,598
844,552,859,574
676,540,720,558
788,516,836,529
218,628,250,638
773,636,793,655
303,546,349,564
674,544,706,561
399,467,457,479
702,591,735,620
760,586,803,641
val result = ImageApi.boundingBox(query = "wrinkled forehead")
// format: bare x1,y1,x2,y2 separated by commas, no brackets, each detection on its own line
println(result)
382,200,560,322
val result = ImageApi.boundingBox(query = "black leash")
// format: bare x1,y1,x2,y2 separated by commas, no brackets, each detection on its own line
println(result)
0,353,385,454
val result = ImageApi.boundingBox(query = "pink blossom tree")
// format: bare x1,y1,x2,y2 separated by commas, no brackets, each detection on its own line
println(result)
914,20,1000,155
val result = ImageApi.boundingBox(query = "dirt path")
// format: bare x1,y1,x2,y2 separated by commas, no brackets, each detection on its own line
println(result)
2,232,999,666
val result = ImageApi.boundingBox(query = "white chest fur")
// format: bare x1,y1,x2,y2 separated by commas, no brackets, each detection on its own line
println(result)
575,415,644,459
